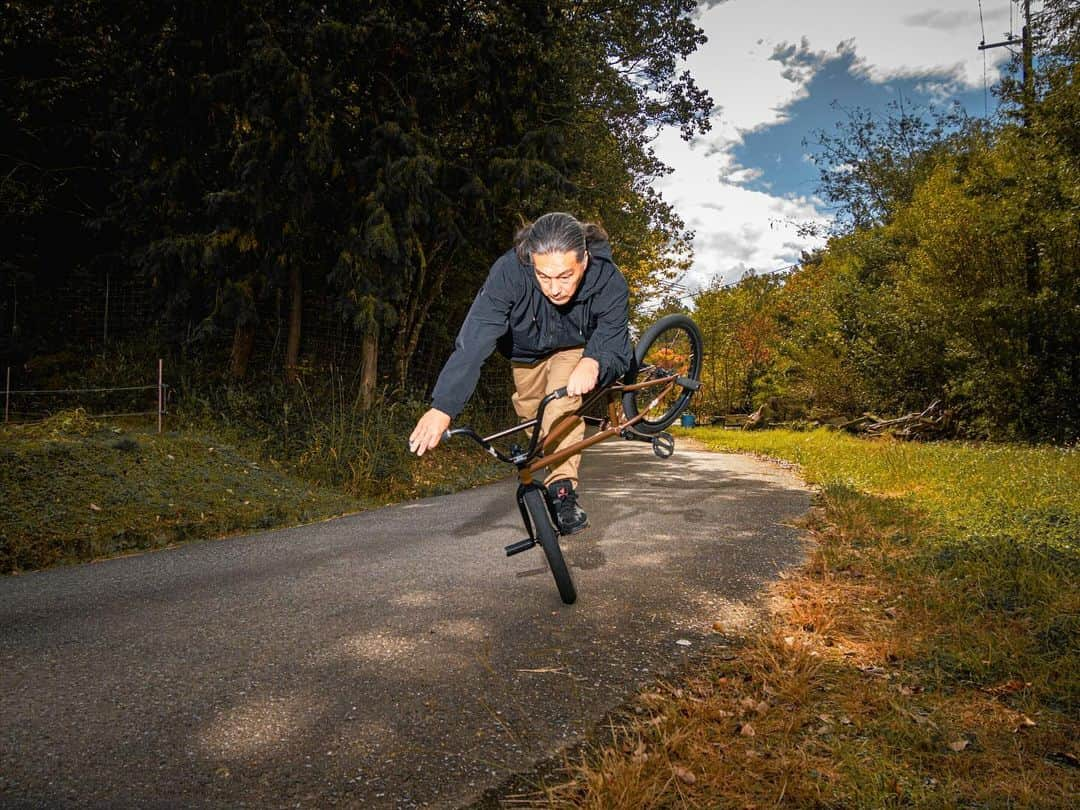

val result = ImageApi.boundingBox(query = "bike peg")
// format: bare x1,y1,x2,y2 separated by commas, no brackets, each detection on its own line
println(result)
505,538,536,557
652,432,675,458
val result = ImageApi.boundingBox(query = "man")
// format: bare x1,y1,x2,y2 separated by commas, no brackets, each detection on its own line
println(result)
408,212,633,534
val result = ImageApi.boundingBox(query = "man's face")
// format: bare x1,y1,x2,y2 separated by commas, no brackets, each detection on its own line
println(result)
533,250,588,306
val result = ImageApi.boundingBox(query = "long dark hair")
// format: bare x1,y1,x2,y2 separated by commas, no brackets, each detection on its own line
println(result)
513,212,609,265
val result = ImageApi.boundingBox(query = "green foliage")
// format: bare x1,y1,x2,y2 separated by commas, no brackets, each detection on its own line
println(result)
290,378,428,496
173,368,506,499
689,272,783,414
780,117,1079,439
808,99,970,231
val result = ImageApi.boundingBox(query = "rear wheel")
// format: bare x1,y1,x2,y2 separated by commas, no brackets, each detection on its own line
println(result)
622,314,703,434
523,486,576,605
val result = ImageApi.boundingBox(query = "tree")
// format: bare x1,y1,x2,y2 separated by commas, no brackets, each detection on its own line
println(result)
806,99,970,232
0,1,127,358
690,273,782,415
1,1,714,395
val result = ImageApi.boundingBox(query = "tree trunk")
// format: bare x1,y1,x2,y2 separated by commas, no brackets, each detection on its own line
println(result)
285,264,302,383
360,330,378,408
229,322,256,380
392,240,448,389
393,286,441,390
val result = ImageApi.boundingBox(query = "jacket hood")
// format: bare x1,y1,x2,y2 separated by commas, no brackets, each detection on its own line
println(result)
575,238,615,301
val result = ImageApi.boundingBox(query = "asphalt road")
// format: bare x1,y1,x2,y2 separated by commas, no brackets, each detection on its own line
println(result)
1,439,810,809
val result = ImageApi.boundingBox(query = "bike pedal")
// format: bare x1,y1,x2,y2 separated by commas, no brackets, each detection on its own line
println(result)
621,427,652,442
505,538,536,557
652,432,675,458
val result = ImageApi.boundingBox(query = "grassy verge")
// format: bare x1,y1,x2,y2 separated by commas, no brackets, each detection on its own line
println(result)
533,428,1079,807
1,409,506,573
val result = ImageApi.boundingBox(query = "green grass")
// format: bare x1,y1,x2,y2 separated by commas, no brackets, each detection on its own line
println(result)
0,410,366,572
680,427,1078,554
1,406,508,574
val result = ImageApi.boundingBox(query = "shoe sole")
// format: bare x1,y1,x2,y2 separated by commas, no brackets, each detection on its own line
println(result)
560,520,590,536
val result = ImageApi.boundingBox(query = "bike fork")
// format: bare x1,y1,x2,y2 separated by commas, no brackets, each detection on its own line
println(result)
505,482,553,557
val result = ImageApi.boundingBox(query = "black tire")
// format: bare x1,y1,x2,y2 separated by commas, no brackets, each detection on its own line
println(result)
622,313,704,434
523,486,576,605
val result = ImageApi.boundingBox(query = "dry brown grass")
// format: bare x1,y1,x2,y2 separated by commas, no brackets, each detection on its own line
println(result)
499,493,1079,808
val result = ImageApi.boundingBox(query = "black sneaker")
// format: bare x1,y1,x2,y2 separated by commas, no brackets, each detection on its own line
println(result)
547,479,589,535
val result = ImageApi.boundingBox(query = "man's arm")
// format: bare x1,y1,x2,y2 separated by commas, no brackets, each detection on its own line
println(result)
410,260,516,455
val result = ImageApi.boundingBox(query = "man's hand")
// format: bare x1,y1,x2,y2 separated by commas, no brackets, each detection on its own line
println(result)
566,357,600,397
409,408,452,456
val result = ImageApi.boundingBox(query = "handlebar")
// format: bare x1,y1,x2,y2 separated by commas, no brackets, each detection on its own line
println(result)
439,386,570,466
429,375,695,462
442,426,516,463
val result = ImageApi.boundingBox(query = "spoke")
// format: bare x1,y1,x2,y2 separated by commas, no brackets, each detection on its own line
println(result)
632,324,696,424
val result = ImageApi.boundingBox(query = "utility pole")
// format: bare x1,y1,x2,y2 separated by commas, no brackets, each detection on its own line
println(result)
978,0,1035,126
1021,0,1035,128
978,1,1040,319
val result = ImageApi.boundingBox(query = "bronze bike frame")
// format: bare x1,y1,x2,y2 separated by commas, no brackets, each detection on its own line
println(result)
443,370,684,485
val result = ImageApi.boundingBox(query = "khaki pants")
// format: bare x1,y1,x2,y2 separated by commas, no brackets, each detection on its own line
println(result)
511,347,586,488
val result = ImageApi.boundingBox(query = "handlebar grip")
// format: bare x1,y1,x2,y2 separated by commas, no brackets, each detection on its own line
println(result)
553,386,568,399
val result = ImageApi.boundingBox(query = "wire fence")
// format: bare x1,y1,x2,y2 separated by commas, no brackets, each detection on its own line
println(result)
1,273,593,433
3,361,169,432
2,271,151,361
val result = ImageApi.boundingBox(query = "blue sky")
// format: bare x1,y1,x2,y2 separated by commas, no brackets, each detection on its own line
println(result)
652,0,1023,289
731,46,993,202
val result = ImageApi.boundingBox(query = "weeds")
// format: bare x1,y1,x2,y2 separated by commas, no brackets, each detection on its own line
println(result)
0,412,363,573
174,367,507,502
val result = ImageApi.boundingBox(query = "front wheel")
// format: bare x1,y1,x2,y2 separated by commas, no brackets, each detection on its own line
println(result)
522,486,576,605
622,313,704,434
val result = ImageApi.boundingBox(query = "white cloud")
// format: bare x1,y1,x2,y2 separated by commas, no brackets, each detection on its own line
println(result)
902,7,1011,33
653,0,1016,289
664,174,828,290
692,0,1013,88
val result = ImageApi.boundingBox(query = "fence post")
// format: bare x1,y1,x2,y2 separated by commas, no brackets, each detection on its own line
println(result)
4,367,9,423
157,358,163,434
103,271,110,345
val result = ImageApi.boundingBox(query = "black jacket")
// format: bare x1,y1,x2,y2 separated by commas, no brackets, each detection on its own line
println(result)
431,240,633,418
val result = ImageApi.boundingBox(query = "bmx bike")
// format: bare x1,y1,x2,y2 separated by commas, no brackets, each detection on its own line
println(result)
442,314,704,605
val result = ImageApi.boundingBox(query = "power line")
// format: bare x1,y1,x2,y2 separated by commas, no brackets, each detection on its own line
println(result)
662,264,799,305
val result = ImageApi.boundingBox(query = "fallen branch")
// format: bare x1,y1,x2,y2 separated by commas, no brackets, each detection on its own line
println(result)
859,400,950,439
